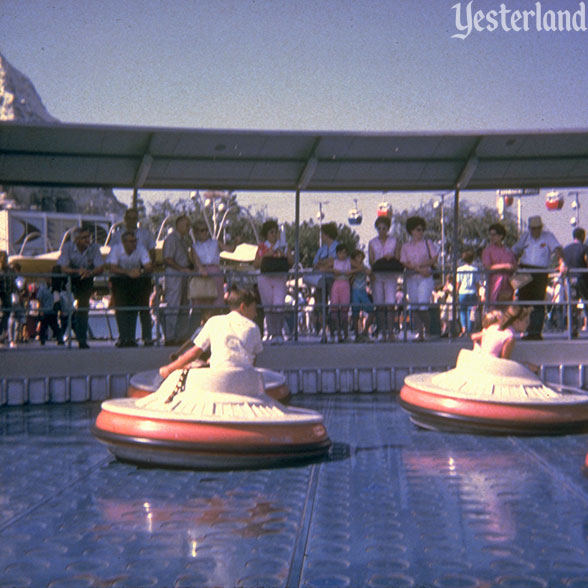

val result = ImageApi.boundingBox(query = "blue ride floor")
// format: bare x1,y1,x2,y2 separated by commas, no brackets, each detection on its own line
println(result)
2,394,588,587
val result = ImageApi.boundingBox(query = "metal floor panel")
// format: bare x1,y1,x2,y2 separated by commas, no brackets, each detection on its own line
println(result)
2,396,588,587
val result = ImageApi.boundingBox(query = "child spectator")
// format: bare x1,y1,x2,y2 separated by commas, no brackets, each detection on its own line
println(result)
37,277,64,345
350,249,375,342
49,265,74,341
456,249,480,335
329,243,352,342
8,275,25,348
24,283,41,342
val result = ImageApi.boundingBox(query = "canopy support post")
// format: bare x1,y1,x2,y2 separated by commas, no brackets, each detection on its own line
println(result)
293,189,301,341
450,189,460,338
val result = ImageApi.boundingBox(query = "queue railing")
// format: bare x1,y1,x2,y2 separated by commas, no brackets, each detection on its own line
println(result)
1,266,587,348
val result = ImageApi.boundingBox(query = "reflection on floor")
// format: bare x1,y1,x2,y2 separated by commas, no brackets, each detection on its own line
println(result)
2,395,588,587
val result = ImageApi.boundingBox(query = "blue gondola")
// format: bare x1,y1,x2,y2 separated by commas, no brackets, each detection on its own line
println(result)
348,199,363,225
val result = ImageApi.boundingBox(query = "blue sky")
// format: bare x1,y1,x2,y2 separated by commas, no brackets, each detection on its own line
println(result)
2,0,587,245
3,0,588,131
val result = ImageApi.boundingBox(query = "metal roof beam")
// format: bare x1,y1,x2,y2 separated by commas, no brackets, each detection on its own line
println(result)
134,153,153,188
296,138,321,190
133,133,154,189
455,138,481,190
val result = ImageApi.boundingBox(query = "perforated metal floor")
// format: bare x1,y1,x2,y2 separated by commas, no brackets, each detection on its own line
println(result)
2,395,588,587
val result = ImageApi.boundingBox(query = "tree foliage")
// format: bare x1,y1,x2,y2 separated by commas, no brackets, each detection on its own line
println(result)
143,197,195,240
141,195,510,268
143,197,265,244
142,195,360,267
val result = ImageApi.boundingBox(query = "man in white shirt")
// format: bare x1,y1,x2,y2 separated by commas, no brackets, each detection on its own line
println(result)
108,231,153,347
57,227,104,349
512,215,564,340
110,208,156,343
110,208,156,262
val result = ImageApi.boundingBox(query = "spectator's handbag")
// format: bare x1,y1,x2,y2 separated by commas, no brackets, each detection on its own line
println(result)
425,240,442,285
371,257,404,272
188,276,218,300
510,272,533,291
260,256,290,273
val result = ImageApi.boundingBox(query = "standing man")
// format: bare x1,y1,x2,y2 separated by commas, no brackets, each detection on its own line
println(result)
57,227,104,348
512,215,564,340
562,227,588,338
107,230,153,347
111,208,156,263
162,215,193,346
110,208,156,345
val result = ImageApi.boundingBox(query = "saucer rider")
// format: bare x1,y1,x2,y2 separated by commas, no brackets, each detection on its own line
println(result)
159,286,262,382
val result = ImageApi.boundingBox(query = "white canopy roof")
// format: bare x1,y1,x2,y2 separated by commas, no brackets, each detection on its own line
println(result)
1,121,587,192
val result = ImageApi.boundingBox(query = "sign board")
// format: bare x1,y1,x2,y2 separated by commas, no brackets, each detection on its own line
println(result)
496,189,540,197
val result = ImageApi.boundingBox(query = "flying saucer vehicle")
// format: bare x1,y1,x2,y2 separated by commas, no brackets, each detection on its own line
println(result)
93,367,330,469
400,349,588,435
127,366,291,402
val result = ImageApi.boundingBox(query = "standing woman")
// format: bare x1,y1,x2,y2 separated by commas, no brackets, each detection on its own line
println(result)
162,215,193,346
190,219,235,322
254,220,294,344
368,216,402,341
400,216,439,341
481,223,517,305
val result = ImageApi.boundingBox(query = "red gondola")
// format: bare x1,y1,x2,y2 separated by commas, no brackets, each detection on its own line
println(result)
377,201,392,218
545,190,564,210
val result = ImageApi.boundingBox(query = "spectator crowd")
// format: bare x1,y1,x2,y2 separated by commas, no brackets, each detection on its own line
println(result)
1,208,587,350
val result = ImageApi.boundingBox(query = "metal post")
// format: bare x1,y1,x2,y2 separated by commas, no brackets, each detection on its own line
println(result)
294,190,301,341
434,192,449,280
450,190,460,338
565,276,574,340
321,273,327,343
441,194,446,278
318,202,323,248
66,275,73,348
